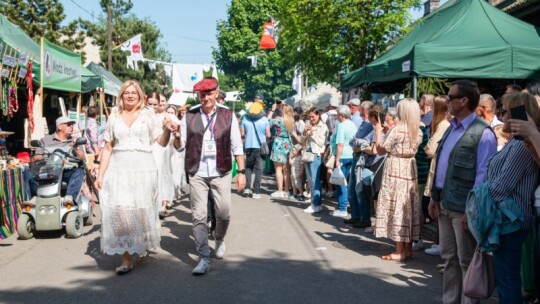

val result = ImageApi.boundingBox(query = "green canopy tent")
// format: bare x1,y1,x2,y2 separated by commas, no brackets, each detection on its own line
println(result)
0,13,40,79
86,61,122,97
340,0,540,94
81,65,101,93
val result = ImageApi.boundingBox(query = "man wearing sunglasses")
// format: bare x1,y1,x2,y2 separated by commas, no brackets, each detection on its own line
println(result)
27,117,87,205
428,80,497,304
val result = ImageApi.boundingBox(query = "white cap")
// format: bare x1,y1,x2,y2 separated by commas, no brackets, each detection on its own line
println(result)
346,98,360,106
56,116,76,126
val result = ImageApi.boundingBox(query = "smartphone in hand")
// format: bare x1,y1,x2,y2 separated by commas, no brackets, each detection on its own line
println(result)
378,112,385,125
510,105,528,140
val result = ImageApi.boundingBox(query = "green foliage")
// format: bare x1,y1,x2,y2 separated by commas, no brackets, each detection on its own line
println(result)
213,0,296,104
404,78,452,98
80,0,172,93
0,0,87,60
278,0,422,83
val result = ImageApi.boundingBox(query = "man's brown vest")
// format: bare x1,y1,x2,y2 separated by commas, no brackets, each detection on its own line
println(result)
185,106,233,176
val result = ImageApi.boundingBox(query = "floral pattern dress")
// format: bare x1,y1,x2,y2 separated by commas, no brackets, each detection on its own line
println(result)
270,117,292,164
375,125,423,243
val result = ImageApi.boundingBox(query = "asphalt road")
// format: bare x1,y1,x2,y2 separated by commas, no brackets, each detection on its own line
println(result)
0,176,499,304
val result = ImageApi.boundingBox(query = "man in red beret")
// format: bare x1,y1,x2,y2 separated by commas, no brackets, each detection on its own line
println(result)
173,76,246,275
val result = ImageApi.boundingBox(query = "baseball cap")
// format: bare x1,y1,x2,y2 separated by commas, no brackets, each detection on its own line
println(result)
346,98,360,106
56,116,76,126
218,89,227,99
254,93,265,101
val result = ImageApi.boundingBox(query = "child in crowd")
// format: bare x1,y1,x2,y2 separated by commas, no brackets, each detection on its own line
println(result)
289,144,305,201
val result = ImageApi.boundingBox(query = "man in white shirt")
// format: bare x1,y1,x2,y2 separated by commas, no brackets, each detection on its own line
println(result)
476,94,503,128
173,77,245,275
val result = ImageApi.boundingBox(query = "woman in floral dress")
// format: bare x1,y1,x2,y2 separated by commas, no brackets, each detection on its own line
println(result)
374,98,423,262
267,103,293,198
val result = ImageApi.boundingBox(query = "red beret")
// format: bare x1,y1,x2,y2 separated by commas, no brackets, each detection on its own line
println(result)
193,77,218,92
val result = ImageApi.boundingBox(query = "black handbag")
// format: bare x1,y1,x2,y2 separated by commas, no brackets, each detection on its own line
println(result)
251,118,269,157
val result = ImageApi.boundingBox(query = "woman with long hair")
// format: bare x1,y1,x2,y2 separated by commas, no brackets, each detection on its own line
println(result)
95,80,176,274
302,107,328,213
374,98,423,261
268,103,294,198
424,95,451,198
149,93,176,218
487,92,540,303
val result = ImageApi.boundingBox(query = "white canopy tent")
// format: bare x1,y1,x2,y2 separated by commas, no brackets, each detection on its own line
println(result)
294,83,342,111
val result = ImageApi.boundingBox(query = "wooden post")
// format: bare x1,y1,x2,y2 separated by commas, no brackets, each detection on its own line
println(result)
40,38,44,117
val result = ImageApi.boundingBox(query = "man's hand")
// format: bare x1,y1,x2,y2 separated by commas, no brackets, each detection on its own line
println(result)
236,173,246,192
428,199,441,220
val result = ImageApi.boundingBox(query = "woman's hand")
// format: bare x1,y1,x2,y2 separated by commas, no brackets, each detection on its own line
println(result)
94,177,103,191
508,116,538,139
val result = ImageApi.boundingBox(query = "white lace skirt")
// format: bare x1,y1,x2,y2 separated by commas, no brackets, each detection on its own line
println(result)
100,150,161,256
171,147,188,198
152,143,175,202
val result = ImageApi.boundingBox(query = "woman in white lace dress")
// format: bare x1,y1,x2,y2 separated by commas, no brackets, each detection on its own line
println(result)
149,93,176,218
95,80,176,274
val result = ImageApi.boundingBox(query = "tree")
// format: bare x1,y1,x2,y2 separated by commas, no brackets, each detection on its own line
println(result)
0,0,86,58
80,0,172,93
213,0,296,104
278,0,422,83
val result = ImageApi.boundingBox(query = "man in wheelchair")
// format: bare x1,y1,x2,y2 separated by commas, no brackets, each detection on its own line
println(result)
26,117,86,205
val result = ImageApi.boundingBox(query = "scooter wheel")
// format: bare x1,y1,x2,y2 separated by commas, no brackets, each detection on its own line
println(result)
84,203,93,226
65,212,83,238
17,214,35,240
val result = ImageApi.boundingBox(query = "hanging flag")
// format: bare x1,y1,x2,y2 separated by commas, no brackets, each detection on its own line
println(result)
120,34,144,61
247,55,258,67
172,64,204,91
259,22,276,50
292,66,302,98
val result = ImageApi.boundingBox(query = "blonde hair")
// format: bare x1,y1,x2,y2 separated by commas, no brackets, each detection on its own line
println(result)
282,105,294,133
117,80,145,113
503,92,540,127
397,98,421,145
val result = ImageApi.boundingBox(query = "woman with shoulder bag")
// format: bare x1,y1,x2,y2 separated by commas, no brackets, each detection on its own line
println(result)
486,92,540,303
300,107,328,213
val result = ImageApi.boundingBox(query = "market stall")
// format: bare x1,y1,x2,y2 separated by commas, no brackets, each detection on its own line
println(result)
0,164,26,240
340,0,540,96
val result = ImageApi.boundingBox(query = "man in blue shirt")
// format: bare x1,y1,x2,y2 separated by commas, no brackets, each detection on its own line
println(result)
347,98,363,128
240,112,270,199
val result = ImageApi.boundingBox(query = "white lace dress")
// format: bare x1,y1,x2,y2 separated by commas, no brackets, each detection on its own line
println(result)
100,108,162,256
171,117,189,198
152,112,175,203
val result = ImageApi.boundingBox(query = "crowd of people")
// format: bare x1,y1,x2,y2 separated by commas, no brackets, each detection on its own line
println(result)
240,80,540,303
23,75,540,303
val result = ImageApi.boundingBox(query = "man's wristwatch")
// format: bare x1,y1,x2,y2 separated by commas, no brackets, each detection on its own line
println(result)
238,169,245,174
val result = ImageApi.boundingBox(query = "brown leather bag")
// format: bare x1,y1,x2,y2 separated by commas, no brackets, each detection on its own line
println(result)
463,246,496,299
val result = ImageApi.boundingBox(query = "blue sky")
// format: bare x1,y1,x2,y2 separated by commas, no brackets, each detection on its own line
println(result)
61,0,228,64
61,0,447,65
